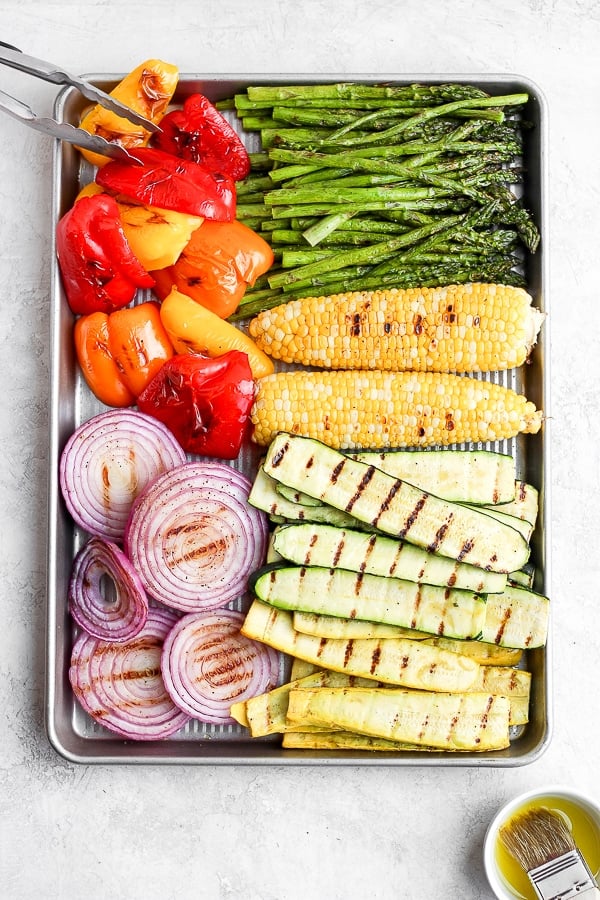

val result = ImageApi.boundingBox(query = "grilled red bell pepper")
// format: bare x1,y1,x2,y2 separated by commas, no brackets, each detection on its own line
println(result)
137,350,255,459
151,92,251,181
96,147,236,220
56,193,155,315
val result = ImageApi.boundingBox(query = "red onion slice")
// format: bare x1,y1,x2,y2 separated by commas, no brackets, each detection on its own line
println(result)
69,536,149,642
59,408,186,542
124,462,269,612
161,609,280,723
69,607,190,740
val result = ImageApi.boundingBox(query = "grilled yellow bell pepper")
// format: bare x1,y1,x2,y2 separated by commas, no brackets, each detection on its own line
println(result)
77,59,179,168
75,184,203,271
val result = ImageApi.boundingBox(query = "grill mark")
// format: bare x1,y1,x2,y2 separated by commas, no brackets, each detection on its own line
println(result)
517,481,527,501
411,585,422,630
332,535,345,567
354,572,364,595
361,534,378,573
345,465,376,513
316,637,327,658
477,696,495,742
350,313,362,337
269,439,290,469
455,537,474,562
343,639,355,667
426,514,453,553
304,532,319,565
418,714,429,741
437,589,452,635
389,542,404,577
397,494,427,540
494,606,512,644
331,459,346,484
446,713,459,745
370,644,382,674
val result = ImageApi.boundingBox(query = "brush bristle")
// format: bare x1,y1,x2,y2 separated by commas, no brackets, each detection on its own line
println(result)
498,807,577,872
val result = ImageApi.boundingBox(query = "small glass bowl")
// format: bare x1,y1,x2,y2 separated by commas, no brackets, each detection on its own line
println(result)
483,785,600,900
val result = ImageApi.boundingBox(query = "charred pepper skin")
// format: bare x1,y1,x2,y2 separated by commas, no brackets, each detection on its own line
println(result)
137,350,256,459
150,219,274,319
56,194,155,315
151,92,251,181
96,147,237,220
74,302,174,407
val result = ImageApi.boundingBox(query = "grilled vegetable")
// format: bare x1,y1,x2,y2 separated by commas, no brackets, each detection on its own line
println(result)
350,448,517,505
460,505,533,542
481,584,549,648
262,433,531,573
96,148,236,220
249,465,362,528
465,665,531,726
230,670,383,737
292,611,423,640
251,370,543,449
74,302,174,407
285,687,511,751
56,193,155,315
241,600,480,692
137,350,255,459
159,287,274,380
77,59,179,168
248,283,544,372
271,522,508,593
421,635,523,666
150,219,274,319
251,564,487,639
151,92,251,180
483,481,539,526
281,730,426,751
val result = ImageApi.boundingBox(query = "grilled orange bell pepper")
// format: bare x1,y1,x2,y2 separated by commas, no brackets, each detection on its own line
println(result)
77,59,179,168
151,219,274,318
74,301,174,407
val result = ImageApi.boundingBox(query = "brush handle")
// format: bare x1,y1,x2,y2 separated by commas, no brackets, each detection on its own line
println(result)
577,889,600,898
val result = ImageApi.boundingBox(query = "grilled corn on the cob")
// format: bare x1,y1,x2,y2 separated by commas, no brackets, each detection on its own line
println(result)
250,369,542,449
247,283,544,373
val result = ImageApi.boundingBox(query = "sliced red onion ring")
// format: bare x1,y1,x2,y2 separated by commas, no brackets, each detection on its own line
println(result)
161,609,280,723
59,408,186,542
124,461,269,613
69,607,190,740
69,536,149,642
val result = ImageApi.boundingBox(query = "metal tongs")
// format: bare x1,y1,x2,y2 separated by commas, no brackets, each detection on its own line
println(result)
0,41,158,162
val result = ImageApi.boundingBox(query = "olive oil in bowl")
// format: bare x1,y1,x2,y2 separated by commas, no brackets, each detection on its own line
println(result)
485,787,600,900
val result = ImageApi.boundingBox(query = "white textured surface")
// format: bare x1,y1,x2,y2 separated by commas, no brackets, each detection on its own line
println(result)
1,2,599,898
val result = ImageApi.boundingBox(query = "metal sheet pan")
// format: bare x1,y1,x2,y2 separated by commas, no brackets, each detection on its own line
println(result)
45,73,550,765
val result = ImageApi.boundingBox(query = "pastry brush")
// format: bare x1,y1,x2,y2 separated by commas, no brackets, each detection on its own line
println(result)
498,806,600,900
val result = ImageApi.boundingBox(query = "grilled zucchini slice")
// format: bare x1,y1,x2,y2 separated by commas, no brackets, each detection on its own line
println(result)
251,564,487,640
263,433,530,573
272,522,507,593
241,600,479,692
286,687,511,751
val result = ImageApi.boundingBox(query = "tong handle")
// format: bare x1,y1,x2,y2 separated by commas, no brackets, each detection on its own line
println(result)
0,41,160,132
